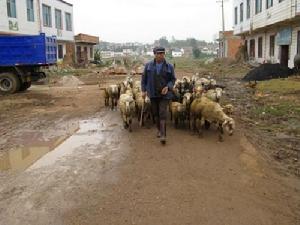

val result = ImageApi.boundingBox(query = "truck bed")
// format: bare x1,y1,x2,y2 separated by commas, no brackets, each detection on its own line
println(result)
0,33,57,67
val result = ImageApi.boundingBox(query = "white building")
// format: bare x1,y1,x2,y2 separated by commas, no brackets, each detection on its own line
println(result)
0,0,75,62
101,51,115,59
233,0,300,68
172,49,183,57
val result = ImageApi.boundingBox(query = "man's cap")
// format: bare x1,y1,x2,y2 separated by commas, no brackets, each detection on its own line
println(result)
153,46,166,54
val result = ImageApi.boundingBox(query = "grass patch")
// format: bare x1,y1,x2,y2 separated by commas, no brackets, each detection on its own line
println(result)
252,103,300,117
257,78,300,94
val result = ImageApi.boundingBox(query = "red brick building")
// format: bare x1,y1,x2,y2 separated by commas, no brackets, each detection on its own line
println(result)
218,31,243,60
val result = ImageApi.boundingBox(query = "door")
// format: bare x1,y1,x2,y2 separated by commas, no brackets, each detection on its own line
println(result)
58,44,64,59
280,45,289,67
250,39,255,58
297,31,300,54
76,46,81,63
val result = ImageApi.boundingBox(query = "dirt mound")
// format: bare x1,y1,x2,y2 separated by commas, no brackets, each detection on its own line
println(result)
59,75,84,87
243,63,294,81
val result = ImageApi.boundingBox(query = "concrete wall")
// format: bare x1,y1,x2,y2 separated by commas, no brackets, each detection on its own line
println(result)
0,0,39,34
40,0,74,41
0,0,74,42
233,0,296,35
244,24,300,67
76,44,95,61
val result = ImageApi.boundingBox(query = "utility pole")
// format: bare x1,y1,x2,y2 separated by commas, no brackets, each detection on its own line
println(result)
217,0,227,57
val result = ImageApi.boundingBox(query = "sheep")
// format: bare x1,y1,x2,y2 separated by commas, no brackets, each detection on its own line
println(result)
203,87,223,103
222,104,234,115
132,81,141,99
192,85,204,99
172,80,182,102
182,92,193,122
190,96,235,141
119,93,136,132
107,84,119,111
180,77,192,96
170,102,187,128
135,92,152,127
103,88,109,106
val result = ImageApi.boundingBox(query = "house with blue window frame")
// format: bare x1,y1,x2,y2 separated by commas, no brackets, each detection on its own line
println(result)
233,0,300,68
0,0,75,63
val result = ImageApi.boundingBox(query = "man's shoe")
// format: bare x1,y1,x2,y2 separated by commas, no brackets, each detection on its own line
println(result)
157,131,161,138
160,136,166,145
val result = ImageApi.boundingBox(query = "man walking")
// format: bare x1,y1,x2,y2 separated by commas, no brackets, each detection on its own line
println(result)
141,47,176,144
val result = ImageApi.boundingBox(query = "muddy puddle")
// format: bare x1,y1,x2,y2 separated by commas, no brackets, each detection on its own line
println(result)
0,119,111,172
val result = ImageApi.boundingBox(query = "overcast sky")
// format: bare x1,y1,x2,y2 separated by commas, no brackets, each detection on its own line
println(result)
68,0,233,43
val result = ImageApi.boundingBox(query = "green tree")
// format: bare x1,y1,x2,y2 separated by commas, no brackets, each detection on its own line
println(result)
158,36,169,48
192,47,201,59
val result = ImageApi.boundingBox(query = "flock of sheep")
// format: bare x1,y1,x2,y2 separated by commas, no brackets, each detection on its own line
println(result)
103,73,235,142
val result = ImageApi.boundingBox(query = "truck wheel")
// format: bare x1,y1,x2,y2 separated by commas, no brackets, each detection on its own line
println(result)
19,81,32,92
0,72,21,94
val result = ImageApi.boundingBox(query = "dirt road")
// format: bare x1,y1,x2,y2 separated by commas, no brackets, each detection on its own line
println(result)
0,75,300,224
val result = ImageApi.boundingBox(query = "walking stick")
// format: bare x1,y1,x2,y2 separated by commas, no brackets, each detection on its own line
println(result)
139,100,144,127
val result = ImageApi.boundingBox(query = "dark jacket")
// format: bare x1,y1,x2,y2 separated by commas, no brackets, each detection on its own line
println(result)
141,59,176,99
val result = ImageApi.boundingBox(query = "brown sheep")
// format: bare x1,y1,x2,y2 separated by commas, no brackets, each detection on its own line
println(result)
190,97,235,142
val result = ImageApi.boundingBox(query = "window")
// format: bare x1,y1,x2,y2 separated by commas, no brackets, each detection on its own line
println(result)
247,0,251,19
255,0,262,14
7,0,16,18
279,0,284,2
297,31,300,54
55,9,62,29
240,3,244,22
234,7,238,25
90,47,93,58
58,44,64,59
266,0,273,9
258,37,263,58
65,12,72,31
269,35,275,57
26,0,34,22
42,4,52,27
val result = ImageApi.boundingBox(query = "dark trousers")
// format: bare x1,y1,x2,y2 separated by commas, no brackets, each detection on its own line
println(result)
150,98,168,121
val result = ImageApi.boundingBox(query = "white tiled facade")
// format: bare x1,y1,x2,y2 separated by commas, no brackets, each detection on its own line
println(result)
0,0,74,62
233,0,300,68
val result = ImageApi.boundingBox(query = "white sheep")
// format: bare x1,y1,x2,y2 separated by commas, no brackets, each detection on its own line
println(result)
190,96,235,141
119,94,136,132
135,92,152,127
203,87,223,103
182,92,193,122
170,102,187,128
107,84,119,111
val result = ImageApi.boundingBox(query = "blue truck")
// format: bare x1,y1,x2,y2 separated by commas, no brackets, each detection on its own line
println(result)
0,33,57,94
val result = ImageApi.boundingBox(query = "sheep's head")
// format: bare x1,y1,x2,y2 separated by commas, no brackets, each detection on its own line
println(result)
125,89,133,96
183,93,192,105
145,96,151,104
222,118,235,136
193,85,204,99
215,88,223,101
223,104,234,115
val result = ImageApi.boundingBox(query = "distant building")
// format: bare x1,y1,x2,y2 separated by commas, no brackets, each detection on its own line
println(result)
74,33,99,64
218,31,243,59
101,51,115,59
172,49,183,57
0,0,75,63
233,0,300,68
